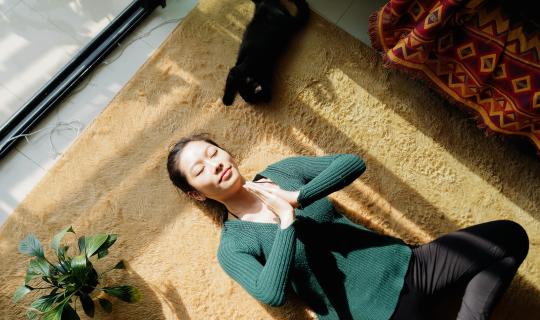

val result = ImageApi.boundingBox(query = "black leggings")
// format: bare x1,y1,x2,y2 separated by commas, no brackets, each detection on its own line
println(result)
390,220,529,320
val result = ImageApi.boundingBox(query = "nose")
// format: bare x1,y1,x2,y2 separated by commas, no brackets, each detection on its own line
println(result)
204,159,223,174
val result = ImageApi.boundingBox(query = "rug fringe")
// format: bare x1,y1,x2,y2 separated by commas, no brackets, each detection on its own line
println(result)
368,8,384,52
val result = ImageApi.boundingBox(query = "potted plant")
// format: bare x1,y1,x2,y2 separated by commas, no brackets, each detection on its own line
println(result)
13,226,141,319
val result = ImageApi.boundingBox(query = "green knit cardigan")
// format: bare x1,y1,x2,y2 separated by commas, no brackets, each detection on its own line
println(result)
217,154,412,320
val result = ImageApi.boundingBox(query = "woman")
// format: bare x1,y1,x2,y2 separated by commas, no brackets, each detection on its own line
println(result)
166,133,529,320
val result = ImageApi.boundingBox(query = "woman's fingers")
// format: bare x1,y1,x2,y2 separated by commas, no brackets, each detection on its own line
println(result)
244,183,273,202
254,180,279,191
244,187,280,216
244,183,286,214
246,183,272,196
243,184,268,204
246,181,272,192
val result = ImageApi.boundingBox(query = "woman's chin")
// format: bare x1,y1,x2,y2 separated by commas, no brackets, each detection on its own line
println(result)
225,175,243,191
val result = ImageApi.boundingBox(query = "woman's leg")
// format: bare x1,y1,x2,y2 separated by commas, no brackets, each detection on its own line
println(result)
391,220,529,320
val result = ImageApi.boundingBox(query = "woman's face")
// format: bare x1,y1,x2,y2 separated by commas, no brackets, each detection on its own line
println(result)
177,140,243,202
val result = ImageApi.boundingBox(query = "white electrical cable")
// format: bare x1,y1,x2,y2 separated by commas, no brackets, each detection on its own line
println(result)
8,16,184,159
8,120,84,158
70,17,184,95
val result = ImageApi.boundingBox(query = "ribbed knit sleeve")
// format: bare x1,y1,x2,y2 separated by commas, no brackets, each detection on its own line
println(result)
217,222,298,307
287,154,366,208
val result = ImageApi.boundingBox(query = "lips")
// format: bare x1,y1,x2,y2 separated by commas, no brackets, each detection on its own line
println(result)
220,167,231,183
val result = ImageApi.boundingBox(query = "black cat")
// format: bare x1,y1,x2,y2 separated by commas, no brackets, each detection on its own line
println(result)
222,0,309,106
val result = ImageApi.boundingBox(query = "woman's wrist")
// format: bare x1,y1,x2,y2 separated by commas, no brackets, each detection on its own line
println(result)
279,210,296,229
280,218,295,229
290,191,301,208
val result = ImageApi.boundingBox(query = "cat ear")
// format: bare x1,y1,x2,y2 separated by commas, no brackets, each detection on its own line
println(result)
223,67,240,106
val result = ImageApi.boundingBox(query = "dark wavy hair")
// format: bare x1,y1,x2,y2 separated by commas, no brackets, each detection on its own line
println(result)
167,132,228,226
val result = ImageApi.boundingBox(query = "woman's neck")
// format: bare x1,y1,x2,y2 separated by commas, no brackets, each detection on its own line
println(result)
222,186,262,218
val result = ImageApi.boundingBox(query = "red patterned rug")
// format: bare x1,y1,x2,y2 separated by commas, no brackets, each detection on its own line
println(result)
369,0,540,152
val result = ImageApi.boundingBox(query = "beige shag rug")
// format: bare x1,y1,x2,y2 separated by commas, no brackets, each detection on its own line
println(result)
1,0,539,319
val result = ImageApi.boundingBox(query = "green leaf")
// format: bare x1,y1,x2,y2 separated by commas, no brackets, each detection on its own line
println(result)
26,289,63,320
42,301,66,320
54,262,67,274
101,286,142,303
29,257,50,277
50,226,74,257
24,269,39,284
41,276,52,285
84,234,109,258
59,259,71,273
13,285,32,303
97,249,108,259
97,298,112,313
48,273,60,288
79,294,94,318
57,245,70,262
113,260,126,270
56,274,71,286
19,234,44,258
85,268,99,291
26,309,40,320
70,255,88,283
77,236,86,254
95,234,117,259
61,303,80,320
31,293,61,311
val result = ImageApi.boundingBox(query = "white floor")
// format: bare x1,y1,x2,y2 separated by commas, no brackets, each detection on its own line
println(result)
0,0,386,225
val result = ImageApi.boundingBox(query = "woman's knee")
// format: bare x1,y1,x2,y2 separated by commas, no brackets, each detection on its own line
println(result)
498,220,529,262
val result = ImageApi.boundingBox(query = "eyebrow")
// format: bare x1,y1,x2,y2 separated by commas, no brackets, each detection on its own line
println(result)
189,145,211,174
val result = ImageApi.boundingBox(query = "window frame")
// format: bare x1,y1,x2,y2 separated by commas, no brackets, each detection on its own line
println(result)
0,0,166,159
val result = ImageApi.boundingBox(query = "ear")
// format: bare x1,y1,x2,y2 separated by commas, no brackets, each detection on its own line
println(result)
223,67,240,106
187,191,206,202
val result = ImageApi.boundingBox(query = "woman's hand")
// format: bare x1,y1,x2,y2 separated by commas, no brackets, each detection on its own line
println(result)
250,179,301,208
243,182,296,229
